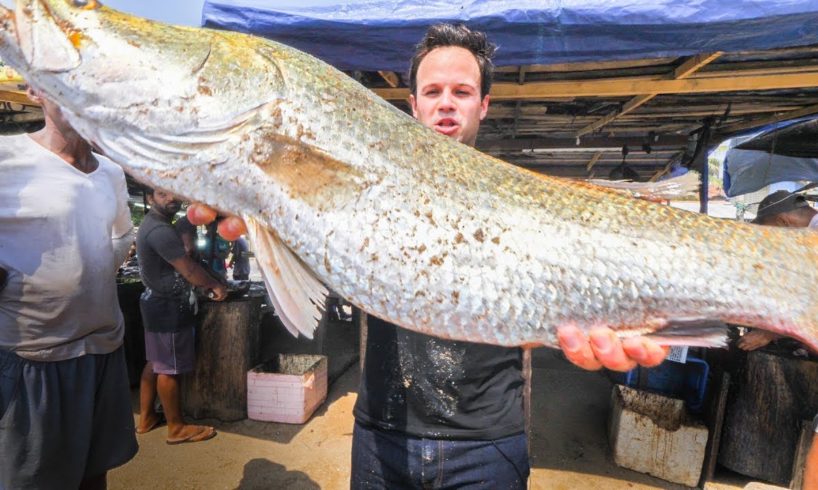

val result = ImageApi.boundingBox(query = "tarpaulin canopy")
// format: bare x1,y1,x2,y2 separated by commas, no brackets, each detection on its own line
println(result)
202,0,818,72
723,118,818,197
735,119,818,159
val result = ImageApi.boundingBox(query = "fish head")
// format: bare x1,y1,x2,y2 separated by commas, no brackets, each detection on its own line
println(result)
0,0,249,183
1,1,204,105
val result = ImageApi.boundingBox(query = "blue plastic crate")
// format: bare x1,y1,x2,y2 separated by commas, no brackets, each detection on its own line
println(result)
618,357,709,413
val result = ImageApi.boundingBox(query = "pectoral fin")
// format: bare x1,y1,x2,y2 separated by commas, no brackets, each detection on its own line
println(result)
245,217,327,338
643,317,728,348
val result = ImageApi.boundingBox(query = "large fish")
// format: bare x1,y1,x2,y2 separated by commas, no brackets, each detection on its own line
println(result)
2,0,817,350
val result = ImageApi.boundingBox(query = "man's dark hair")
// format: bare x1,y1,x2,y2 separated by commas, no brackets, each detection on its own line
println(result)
409,23,496,98
143,185,155,197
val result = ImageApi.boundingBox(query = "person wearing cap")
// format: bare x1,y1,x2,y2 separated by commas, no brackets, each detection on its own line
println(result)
738,189,818,351
751,189,818,227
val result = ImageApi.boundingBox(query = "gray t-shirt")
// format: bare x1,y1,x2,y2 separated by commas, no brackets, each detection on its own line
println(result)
136,211,188,297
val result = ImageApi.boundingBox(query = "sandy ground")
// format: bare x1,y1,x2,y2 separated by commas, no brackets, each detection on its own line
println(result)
109,350,785,490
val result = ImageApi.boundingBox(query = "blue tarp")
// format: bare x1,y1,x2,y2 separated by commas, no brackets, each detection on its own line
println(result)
202,0,818,72
723,118,818,197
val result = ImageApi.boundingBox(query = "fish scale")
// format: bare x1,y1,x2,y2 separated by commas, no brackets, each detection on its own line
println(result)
2,0,818,349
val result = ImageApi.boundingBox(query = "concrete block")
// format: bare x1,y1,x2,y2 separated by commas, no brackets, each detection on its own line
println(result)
609,385,708,487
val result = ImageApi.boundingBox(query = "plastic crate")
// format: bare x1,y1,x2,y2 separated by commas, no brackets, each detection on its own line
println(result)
247,354,328,424
618,357,709,413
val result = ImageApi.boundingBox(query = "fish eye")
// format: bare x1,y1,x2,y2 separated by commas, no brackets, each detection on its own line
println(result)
69,0,99,9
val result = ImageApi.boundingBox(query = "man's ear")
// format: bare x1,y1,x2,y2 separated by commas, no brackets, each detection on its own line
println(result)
479,95,490,121
409,94,418,119
776,213,797,228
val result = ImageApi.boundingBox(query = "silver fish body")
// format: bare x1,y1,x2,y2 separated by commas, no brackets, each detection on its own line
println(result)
2,1,817,349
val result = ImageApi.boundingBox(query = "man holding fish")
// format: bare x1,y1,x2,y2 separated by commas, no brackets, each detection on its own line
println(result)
189,22,669,489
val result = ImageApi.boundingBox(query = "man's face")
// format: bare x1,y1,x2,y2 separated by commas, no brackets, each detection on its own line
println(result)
410,46,489,147
148,190,182,218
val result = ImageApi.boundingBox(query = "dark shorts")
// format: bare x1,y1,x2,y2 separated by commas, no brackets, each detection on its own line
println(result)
350,421,529,489
139,289,195,333
0,346,138,489
144,327,196,375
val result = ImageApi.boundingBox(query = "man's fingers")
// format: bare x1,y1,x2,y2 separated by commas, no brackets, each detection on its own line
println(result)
210,284,228,301
187,203,217,225
622,337,668,368
186,203,248,241
589,329,637,372
737,330,774,351
217,216,248,241
557,326,603,371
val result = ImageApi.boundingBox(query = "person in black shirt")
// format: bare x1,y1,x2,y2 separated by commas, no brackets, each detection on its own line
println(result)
136,188,227,444
350,24,669,489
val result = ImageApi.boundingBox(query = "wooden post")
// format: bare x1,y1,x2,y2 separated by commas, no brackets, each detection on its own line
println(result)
700,371,731,486
718,351,818,486
182,294,264,422
791,420,814,490
358,310,368,373
523,347,532,455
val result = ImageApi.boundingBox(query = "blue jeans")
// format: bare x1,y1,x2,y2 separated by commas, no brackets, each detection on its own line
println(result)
351,421,529,489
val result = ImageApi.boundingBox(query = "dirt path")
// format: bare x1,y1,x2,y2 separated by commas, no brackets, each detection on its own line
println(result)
110,350,780,489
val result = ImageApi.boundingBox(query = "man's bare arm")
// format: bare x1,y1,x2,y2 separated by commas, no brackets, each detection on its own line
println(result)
167,255,227,301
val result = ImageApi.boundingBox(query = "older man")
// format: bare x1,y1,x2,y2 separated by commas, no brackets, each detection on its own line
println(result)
0,88,137,489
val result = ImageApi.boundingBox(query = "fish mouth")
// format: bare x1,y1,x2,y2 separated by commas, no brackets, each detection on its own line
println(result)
0,0,82,74
433,117,460,136
0,3,20,63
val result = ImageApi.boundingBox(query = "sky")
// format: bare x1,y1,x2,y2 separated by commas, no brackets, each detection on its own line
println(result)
0,0,207,26
0,1,351,23
103,0,206,26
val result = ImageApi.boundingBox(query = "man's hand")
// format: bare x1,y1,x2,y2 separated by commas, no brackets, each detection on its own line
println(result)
557,325,669,372
187,203,247,241
168,255,228,301
737,329,779,351
207,281,228,302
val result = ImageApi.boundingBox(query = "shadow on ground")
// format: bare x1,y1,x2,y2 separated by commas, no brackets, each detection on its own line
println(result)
236,458,320,489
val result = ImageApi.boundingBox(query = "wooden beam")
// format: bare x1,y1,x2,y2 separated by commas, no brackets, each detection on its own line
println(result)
671,52,723,79
717,103,818,135
377,71,400,88
0,90,35,106
373,69,818,101
511,67,527,138
477,135,688,151
493,56,676,74
577,94,657,137
586,152,602,172
576,53,722,137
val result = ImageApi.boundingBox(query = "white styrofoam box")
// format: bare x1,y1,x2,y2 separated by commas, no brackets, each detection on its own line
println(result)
247,354,328,424
609,385,708,487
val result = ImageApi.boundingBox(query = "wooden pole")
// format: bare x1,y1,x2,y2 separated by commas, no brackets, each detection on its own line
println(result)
523,347,533,456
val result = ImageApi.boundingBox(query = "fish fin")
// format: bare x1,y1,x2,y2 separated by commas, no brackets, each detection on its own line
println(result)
642,318,728,348
587,171,700,201
15,1,81,72
244,217,328,338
